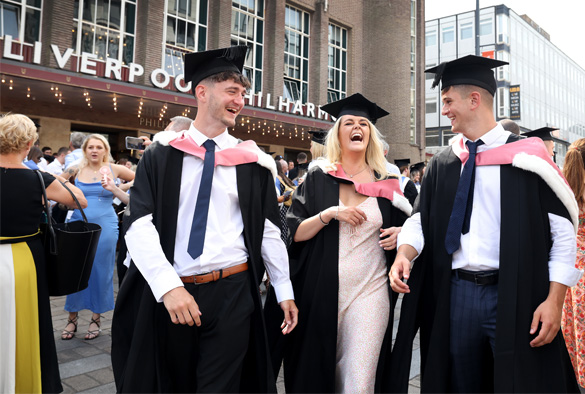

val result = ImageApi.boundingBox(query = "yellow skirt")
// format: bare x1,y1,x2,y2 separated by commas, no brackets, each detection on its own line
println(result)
0,240,42,393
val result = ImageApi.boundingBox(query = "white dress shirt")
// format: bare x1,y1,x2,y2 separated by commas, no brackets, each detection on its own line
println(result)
126,125,294,303
398,124,581,287
46,159,64,175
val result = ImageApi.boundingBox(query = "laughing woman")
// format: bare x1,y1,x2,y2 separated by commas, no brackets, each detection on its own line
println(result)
280,94,412,393
0,114,87,393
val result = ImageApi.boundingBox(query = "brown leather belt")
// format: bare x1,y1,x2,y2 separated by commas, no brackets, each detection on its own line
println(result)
180,262,248,284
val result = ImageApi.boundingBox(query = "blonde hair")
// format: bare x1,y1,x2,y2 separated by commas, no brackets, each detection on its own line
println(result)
325,116,388,180
563,138,585,210
0,113,37,154
80,134,112,169
310,141,326,160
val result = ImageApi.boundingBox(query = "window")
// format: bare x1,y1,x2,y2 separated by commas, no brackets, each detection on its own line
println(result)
425,29,436,46
442,130,455,145
231,0,264,93
426,130,440,147
425,63,436,80
327,23,347,103
497,87,508,118
73,0,136,65
283,5,309,103
460,22,472,40
163,0,208,77
426,98,437,113
0,0,41,57
496,50,509,81
497,13,509,44
231,0,263,93
442,25,454,43
480,17,492,36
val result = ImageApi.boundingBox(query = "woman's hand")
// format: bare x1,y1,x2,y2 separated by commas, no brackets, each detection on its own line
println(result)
379,226,401,250
101,174,116,192
336,206,367,226
101,174,130,204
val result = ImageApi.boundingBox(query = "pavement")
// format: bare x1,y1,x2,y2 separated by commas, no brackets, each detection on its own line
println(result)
50,272,421,393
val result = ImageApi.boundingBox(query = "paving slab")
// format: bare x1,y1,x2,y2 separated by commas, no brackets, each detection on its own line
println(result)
79,382,117,393
59,354,113,380
86,366,114,385
61,374,101,392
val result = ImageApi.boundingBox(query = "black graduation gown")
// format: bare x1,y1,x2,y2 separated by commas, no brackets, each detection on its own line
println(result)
403,178,418,207
389,137,579,393
273,167,409,393
110,141,281,393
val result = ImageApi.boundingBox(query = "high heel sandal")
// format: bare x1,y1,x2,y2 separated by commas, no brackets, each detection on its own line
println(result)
61,313,78,340
85,315,101,340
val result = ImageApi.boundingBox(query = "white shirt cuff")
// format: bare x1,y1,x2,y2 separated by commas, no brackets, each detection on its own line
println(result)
396,212,425,260
272,280,295,303
548,213,581,287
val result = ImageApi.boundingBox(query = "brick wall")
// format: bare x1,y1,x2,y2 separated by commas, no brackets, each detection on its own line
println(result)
135,2,165,86
42,0,75,69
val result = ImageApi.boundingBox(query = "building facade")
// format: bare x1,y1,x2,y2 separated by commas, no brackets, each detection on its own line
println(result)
1,0,426,164
425,4,585,165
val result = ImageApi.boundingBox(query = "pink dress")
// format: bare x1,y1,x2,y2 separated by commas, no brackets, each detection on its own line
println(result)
336,197,389,393
562,208,585,388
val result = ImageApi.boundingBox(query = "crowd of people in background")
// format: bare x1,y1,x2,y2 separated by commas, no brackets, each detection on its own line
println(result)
4,45,585,394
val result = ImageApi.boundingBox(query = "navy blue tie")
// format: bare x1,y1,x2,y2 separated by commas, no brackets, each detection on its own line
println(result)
445,139,484,255
187,139,216,259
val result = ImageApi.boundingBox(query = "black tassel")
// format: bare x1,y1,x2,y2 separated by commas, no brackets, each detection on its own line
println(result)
431,62,447,89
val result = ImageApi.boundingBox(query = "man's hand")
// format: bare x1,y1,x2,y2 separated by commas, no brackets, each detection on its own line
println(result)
139,135,153,151
529,282,567,347
379,226,401,251
389,254,411,293
162,287,202,326
279,299,298,335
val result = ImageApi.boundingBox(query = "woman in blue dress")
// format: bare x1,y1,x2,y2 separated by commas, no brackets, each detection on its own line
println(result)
61,134,134,340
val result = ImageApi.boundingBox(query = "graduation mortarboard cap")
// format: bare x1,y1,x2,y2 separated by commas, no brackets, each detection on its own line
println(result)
425,55,508,96
184,45,248,88
521,127,557,142
308,130,328,145
320,93,389,125
395,158,411,168
411,161,426,172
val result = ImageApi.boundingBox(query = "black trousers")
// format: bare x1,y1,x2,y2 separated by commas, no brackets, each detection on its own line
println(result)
449,272,498,393
157,271,254,393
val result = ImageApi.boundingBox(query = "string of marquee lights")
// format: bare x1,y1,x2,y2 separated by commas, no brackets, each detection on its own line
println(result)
0,78,314,141
51,85,65,104
233,117,307,141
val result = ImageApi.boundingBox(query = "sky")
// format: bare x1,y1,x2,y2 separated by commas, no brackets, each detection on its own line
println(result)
425,0,585,70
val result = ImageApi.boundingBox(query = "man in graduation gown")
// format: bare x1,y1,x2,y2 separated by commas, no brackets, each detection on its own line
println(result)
522,126,558,161
111,45,298,393
389,55,582,392
395,158,418,206
268,93,412,393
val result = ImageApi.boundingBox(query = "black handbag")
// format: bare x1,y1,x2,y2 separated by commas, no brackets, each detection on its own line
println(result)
36,171,102,296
